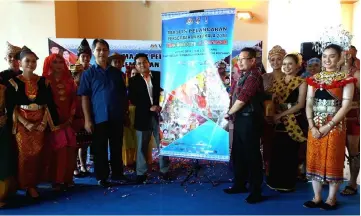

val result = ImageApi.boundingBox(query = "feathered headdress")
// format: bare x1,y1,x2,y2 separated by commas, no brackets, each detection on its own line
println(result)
313,25,353,54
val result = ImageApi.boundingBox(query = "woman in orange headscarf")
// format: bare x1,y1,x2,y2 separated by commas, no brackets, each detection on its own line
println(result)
304,44,356,210
6,46,59,199
43,54,77,191
261,45,286,176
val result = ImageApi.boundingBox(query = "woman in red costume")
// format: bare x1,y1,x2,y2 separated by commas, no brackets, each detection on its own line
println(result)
43,54,77,191
6,46,59,199
340,50,360,196
304,44,356,210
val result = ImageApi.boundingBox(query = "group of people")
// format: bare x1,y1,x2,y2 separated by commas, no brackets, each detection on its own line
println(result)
0,38,170,209
0,37,359,211
224,44,359,209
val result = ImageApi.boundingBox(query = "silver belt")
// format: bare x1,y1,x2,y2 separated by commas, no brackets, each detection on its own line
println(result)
313,99,341,114
20,104,43,111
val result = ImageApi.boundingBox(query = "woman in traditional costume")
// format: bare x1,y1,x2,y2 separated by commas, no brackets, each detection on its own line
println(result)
266,53,308,192
0,83,16,208
261,45,286,175
304,44,356,210
6,46,59,199
70,63,92,177
340,50,360,196
43,54,77,191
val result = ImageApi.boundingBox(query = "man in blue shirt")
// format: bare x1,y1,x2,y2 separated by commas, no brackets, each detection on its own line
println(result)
77,39,128,187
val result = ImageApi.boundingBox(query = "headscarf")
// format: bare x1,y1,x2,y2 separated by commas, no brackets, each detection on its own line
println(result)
307,57,321,66
77,38,92,57
19,46,39,60
268,45,286,59
4,41,21,59
42,54,71,80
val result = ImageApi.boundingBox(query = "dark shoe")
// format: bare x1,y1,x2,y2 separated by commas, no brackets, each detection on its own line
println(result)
340,186,357,196
136,175,147,184
223,186,248,194
303,200,323,208
111,174,130,182
98,180,111,188
320,202,338,210
159,172,172,181
245,194,263,204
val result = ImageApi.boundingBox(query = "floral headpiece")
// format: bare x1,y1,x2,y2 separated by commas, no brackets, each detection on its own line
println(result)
313,25,353,54
268,45,286,59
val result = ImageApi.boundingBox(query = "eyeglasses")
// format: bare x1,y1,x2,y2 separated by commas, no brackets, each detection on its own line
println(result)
238,57,252,62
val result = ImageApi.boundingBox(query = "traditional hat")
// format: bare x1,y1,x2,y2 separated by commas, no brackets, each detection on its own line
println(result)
5,41,21,58
268,45,286,59
19,46,39,60
108,52,126,62
77,38,92,57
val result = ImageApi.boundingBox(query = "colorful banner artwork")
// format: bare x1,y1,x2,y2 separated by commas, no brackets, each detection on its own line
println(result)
159,8,236,162
48,38,162,72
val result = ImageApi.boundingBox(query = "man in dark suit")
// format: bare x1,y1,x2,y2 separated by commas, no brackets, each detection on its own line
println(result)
128,53,170,184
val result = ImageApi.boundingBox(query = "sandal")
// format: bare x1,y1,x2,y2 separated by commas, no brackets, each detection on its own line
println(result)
340,185,357,196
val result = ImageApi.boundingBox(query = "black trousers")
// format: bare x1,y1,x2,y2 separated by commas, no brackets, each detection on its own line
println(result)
232,114,263,195
93,121,124,181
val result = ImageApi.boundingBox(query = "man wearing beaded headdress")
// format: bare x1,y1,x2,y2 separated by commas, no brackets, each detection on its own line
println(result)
261,45,286,176
304,43,356,210
339,47,360,196
0,42,22,85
